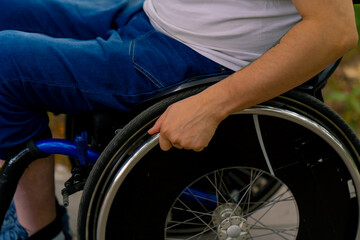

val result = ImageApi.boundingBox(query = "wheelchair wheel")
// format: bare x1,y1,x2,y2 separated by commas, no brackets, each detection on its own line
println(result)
78,85,360,240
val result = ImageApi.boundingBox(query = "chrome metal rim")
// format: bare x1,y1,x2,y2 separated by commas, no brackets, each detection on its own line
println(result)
95,106,360,240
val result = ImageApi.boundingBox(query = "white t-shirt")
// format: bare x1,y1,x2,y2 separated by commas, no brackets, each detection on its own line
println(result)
144,0,301,71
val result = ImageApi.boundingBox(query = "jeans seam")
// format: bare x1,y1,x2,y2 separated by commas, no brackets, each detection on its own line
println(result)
130,30,165,89
0,78,164,98
4,28,69,39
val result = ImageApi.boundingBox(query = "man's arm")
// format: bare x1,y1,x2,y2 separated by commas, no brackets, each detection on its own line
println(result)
148,0,359,151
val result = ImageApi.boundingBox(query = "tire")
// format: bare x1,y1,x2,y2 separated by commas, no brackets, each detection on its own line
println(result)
78,86,360,240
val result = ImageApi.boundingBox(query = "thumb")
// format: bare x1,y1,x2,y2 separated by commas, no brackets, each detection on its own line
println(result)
148,113,165,135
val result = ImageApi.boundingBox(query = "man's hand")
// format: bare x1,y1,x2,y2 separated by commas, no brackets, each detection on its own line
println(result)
148,93,223,151
149,0,358,152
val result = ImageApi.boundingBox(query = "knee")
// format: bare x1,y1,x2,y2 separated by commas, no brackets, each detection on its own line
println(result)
0,30,39,83
0,29,25,45
0,30,25,68
0,30,32,56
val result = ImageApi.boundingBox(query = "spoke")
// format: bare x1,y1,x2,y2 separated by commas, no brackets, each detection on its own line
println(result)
248,231,255,240
250,224,298,235
167,218,207,230
245,188,291,216
171,206,213,216
181,190,218,204
245,169,254,215
185,187,210,213
166,167,299,240
246,190,298,240
206,175,228,203
170,206,213,217
214,171,220,206
226,170,249,203
167,220,206,226
232,170,263,216
249,190,289,228
224,173,266,203
189,227,217,240
183,225,217,240
225,179,253,203
243,195,294,218
166,207,213,230
217,170,233,202
247,226,297,240
177,199,217,234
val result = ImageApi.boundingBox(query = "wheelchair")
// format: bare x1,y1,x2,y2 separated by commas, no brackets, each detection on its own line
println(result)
1,55,360,240
1,1,360,234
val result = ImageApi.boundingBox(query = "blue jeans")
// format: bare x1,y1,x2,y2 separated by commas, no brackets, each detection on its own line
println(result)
0,202,28,240
0,201,71,240
0,0,230,159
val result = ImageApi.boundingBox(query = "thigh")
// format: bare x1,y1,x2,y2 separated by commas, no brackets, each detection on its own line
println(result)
0,13,226,113
0,30,138,114
0,0,144,39
0,13,226,158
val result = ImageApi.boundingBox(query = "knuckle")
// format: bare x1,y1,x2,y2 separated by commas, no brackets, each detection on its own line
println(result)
194,142,208,152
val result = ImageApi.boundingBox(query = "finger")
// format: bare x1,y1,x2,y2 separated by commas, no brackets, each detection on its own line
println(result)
184,145,205,152
172,144,183,149
158,134,173,151
193,147,205,152
148,112,166,135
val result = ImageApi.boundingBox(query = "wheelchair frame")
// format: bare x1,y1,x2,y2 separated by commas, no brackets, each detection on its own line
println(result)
1,56,360,239
0,0,359,233
78,83,360,240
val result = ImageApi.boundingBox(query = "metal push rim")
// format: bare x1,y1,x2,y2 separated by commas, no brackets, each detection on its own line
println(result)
93,106,360,240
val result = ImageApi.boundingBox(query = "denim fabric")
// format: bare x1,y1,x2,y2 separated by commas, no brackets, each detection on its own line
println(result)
0,0,229,159
0,202,28,240
0,202,71,240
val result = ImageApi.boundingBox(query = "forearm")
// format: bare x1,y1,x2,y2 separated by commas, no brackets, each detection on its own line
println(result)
203,6,358,122
150,0,358,151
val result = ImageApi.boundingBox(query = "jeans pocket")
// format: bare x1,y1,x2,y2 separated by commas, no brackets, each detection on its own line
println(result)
131,30,224,90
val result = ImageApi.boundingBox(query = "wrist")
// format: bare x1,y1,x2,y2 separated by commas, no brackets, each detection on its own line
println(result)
199,81,238,123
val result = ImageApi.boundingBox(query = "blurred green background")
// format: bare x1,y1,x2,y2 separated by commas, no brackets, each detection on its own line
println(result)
323,5,360,136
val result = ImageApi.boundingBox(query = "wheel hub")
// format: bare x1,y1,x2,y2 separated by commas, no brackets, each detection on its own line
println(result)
212,203,250,240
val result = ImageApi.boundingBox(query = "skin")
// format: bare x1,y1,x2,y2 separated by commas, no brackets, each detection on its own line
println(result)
13,156,57,235
148,0,359,152
0,156,56,235
0,0,358,236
